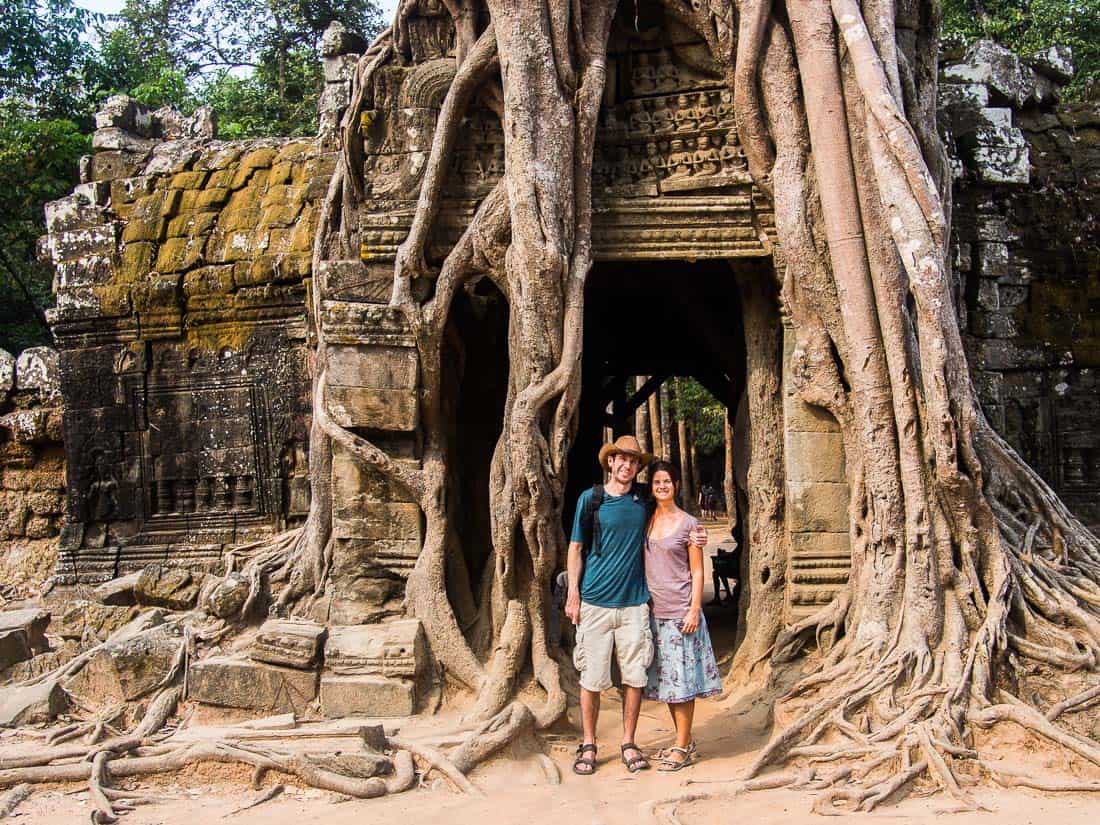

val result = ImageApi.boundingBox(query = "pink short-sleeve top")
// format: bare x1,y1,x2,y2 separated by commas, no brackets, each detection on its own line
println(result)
645,513,699,619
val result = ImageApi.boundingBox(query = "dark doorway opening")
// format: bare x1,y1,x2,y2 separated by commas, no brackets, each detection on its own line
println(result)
564,257,771,658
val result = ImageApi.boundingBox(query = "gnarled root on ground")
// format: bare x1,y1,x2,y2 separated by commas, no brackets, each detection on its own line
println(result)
0,691,542,815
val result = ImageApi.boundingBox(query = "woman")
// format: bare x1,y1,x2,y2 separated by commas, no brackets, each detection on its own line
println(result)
644,460,722,770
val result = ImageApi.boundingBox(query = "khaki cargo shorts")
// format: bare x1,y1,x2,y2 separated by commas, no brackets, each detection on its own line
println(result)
573,602,654,692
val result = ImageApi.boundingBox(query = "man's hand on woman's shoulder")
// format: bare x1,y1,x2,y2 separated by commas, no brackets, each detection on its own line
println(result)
690,525,708,548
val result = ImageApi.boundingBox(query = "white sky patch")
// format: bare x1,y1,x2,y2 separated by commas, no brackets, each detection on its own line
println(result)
78,0,401,20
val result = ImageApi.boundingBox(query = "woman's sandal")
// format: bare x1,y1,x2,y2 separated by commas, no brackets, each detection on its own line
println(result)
620,742,651,773
573,743,597,775
657,746,695,772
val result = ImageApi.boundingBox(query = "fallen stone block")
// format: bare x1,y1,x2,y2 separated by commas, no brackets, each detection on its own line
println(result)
65,624,182,703
1,640,80,683
320,674,414,718
943,40,1041,107
134,564,202,610
323,620,427,678
188,657,318,714
250,619,326,669
305,751,392,778
55,600,138,642
1028,44,1074,84
0,679,67,727
92,572,142,606
0,608,51,671
202,572,249,618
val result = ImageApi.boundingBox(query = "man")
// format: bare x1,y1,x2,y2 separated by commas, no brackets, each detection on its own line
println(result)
565,435,707,775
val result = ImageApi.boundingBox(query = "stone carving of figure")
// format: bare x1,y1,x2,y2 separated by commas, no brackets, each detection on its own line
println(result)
87,450,118,522
623,149,641,184
633,53,656,94
628,100,652,135
647,142,667,178
720,135,747,172
717,89,736,128
650,97,674,134
693,134,720,176
674,94,695,133
655,50,679,92
602,106,626,138
666,139,692,179
697,92,717,130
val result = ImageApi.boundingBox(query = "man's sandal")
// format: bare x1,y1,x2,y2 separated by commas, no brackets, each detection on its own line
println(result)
573,743,597,775
657,746,694,771
620,742,651,773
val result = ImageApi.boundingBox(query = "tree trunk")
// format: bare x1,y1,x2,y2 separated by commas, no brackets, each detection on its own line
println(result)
648,386,664,460
659,382,673,463
690,433,702,517
724,412,737,537
635,376,651,453
675,382,696,513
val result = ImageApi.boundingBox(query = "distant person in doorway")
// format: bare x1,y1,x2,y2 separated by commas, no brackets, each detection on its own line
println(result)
708,543,738,606
565,436,707,776
643,460,722,771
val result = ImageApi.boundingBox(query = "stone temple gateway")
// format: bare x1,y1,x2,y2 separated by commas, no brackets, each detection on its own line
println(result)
35,6,1100,668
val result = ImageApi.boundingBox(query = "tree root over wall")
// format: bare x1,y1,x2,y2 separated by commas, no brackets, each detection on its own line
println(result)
641,0,1100,817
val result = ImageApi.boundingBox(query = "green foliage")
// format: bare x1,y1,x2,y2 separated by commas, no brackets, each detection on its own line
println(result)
200,47,325,138
0,104,88,351
942,0,1100,97
671,379,725,455
0,0,95,118
85,24,195,111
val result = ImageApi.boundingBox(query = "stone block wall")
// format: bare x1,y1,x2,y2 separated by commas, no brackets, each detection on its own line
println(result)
0,348,66,596
40,99,324,582
781,325,852,619
942,42,1100,531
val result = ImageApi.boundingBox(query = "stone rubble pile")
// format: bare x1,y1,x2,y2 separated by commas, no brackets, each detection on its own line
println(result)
940,40,1075,184
0,562,430,726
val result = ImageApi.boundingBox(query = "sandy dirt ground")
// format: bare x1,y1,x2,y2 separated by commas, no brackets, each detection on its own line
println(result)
16,523,1100,824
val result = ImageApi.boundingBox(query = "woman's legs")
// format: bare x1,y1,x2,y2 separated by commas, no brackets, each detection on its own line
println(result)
663,699,695,764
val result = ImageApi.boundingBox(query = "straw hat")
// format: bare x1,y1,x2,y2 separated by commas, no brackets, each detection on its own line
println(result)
598,434,653,470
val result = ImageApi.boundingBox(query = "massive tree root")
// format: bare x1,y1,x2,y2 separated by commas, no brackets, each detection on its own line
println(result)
281,0,623,735
645,0,1100,815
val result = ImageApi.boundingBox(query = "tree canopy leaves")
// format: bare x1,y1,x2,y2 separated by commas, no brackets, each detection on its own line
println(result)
942,0,1100,97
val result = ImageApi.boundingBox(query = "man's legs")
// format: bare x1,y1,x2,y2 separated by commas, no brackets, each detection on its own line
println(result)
573,604,614,774
615,605,654,769
621,685,644,759
581,687,601,746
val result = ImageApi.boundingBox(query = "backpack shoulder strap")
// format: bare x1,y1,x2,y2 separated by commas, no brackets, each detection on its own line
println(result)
582,484,605,558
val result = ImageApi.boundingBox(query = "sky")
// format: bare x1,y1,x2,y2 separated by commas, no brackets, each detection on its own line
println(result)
75,0,401,20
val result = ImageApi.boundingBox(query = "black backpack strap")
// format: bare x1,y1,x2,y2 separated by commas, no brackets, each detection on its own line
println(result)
581,484,605,558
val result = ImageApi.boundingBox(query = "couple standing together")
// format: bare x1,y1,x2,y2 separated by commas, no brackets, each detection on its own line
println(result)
566,435,722,775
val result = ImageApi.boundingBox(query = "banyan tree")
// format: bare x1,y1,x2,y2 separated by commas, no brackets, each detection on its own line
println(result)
17,0,1100,815
242,0,1100,808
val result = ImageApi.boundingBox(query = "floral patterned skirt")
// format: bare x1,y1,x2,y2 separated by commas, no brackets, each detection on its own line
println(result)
644,613,723,704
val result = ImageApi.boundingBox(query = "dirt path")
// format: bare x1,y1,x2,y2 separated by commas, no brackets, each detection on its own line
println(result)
18,523,1100,823
21,688,1098,825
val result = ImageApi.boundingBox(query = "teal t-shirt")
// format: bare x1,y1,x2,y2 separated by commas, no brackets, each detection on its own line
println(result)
570,487,650,608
